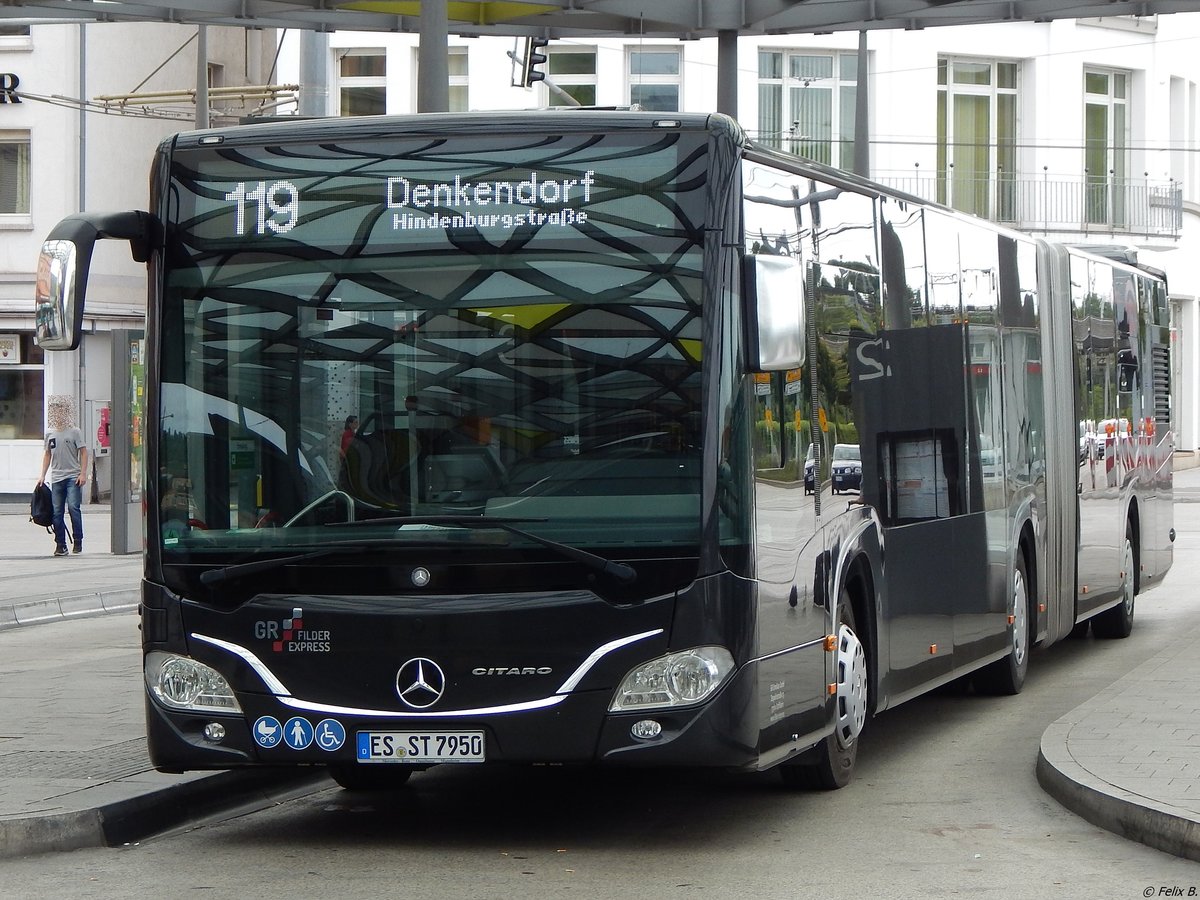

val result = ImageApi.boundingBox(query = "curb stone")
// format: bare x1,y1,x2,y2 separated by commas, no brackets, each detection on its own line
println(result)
0,769,331,859
0,589,138,631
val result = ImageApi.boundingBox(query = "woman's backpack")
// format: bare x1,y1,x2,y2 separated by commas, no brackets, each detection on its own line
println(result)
30,483,54,532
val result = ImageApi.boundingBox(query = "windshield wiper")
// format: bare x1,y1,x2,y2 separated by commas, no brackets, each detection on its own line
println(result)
326,515,638,585
199,544,373,587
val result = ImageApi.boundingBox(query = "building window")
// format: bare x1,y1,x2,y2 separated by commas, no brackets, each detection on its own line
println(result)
338,49,386,117
936,58,1019,220
757,50,859,169
548,45,596,107
448,47,469,112
410,47,470,112
1084,68,1130,226
0,333,43,440
628,47,680,111
0,24,31,51
0,135,30,215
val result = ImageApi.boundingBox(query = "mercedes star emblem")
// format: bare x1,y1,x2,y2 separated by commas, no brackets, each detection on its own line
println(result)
395,657,446,708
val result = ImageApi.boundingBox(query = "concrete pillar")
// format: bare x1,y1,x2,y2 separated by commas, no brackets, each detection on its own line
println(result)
195,25,209,129
716,30,737,118
854,31,869,177
417,0,450,113
299,30,329,116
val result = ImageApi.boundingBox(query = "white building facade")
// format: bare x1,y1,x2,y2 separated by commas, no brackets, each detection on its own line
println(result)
0,22,275,498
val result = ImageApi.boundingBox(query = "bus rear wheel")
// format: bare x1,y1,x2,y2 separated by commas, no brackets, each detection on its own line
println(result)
1092,524,1137,639
974,550,1031,696
780,595,868,790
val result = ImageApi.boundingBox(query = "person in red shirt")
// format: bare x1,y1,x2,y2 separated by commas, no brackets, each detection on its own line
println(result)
340,416,358,456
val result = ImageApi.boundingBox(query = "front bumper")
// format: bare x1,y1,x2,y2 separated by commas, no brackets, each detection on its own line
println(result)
145,660,763,773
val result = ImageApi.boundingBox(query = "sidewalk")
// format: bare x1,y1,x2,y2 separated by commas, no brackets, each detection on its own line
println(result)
1,477,1199,859
1037,631,1200,862
0,503,141,629
1036,462,1200,862
0,504,327,858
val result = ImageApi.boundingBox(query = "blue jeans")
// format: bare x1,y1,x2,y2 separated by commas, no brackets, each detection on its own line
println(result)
50,477,83,550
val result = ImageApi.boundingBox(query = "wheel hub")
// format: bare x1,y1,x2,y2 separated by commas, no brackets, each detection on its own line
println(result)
1121,539,1135,614
1012,567,1028,665
835,624,868,749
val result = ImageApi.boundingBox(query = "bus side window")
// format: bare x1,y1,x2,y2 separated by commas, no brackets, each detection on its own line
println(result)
878,431,960,522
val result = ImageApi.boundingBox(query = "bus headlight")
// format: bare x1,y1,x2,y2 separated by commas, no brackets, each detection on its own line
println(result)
145,652,241,713
609,647,735,712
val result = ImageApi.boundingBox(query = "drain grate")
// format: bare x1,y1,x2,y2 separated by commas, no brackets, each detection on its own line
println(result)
0,739,151,780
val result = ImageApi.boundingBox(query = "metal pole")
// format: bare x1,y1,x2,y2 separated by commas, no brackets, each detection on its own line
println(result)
195,24,209,128
78,24,85,213
418,0,450,113
853,30,869,177
299,30,329,116
716,30,737,118
546,80,581,107
77,25,91,505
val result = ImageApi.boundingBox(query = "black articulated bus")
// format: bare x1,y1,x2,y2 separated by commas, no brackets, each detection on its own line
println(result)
36,112,1174,790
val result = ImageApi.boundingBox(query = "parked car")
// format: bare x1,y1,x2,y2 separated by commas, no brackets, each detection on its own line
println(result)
979,436,1002,483
831,443,862,493
804,444,817,494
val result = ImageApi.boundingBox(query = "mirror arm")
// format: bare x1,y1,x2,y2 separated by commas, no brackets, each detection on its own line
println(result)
46,210,163,263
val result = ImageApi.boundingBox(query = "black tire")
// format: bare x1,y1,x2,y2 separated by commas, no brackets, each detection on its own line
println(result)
329,764,414,791
1092,524,1137,639
974,550,1032,696
780,590,868,790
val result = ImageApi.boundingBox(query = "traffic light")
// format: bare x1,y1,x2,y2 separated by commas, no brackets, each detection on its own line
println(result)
522,37,549,87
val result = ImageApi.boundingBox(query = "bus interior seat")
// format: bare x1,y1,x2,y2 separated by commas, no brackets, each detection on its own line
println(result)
343,430,415,509
425,447,506,504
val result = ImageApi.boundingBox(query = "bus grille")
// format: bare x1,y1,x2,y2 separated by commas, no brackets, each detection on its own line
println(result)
1152,344,1171,427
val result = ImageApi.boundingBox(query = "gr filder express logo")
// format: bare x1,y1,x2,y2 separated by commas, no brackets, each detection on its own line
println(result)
254,607,331,653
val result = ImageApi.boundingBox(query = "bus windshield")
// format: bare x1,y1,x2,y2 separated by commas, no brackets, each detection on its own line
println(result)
155,128,710,563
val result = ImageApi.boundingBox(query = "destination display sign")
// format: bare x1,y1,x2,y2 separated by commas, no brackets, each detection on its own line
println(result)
172,130,710,257
221,171,597,237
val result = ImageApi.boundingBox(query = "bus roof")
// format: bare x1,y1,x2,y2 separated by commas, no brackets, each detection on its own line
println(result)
168,109,745,152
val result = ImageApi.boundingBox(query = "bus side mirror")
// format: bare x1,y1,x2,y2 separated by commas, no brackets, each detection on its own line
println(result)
35,211,160,351
35,239,80,351
743,254,805,371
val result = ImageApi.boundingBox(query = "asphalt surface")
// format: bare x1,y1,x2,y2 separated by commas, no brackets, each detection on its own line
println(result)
0,468,1198,860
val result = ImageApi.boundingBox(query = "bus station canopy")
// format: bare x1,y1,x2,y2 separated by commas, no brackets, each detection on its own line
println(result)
4,0,1200,38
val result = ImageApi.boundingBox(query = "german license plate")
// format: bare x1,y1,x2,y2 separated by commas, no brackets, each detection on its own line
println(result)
356,731,485,764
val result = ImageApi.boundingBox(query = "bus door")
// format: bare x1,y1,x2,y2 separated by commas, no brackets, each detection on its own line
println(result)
751,365,832,751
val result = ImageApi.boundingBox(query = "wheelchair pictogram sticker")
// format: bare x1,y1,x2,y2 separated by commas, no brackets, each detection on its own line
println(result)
315,719,346,751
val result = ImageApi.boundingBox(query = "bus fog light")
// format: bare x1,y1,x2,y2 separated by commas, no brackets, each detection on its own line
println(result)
203,722,227,742
609,646,734,712
631,719,662,740
145,652,241,713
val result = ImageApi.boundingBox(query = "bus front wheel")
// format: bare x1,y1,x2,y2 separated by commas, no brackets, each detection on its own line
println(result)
329,764,415,791
780,595,868,790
